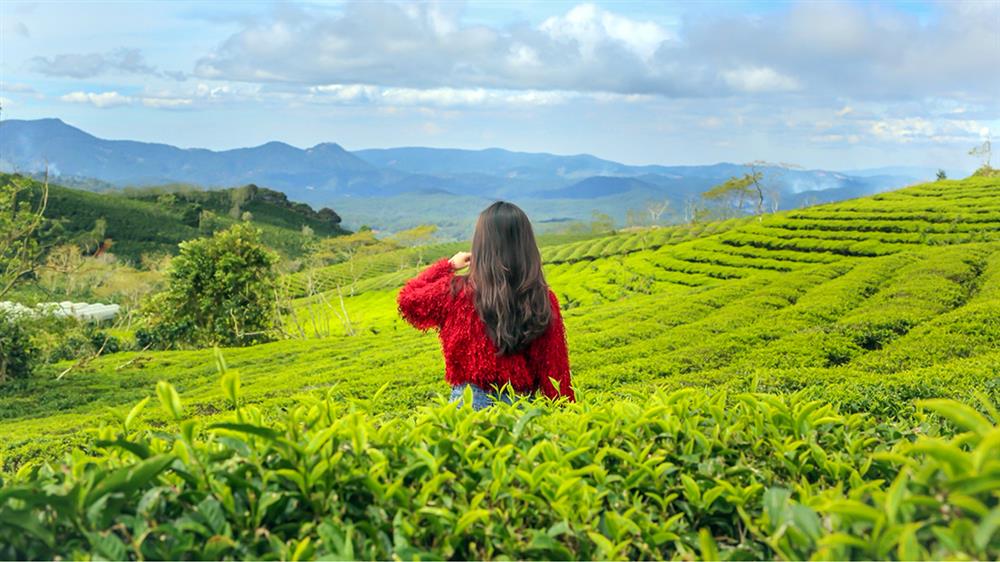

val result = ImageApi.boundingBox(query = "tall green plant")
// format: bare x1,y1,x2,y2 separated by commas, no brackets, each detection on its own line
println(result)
140,223,279,347
0,173,47,298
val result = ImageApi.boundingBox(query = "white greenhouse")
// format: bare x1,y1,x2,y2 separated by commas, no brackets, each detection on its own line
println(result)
0,301,121,323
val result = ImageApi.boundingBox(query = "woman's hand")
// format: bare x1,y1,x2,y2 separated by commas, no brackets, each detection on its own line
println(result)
449,251,472,270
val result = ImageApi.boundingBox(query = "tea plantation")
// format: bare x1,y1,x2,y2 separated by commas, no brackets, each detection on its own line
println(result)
2,177,1000,559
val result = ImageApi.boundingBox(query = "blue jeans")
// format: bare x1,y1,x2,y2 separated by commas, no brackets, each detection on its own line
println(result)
450,382,532,411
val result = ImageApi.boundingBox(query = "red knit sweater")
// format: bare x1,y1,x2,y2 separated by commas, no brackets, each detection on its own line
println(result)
397,258,575,401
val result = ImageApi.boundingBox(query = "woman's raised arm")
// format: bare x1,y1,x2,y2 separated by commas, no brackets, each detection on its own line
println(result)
397,258,455,330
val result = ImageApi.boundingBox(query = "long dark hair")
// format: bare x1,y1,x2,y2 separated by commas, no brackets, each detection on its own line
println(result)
452,201,551,355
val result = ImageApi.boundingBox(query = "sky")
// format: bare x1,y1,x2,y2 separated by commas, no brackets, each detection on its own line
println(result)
1,0,998,172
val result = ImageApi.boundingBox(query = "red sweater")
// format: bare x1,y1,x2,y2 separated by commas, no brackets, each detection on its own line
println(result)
397,258,575,401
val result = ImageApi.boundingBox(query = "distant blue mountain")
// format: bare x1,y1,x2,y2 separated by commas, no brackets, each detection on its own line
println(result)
533,176,661,199
1,118,919,213
0,118,395,202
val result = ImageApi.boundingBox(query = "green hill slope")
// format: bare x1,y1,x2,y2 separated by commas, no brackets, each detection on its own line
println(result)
1,174,347,262
4,177,999,460
3,177,1000,559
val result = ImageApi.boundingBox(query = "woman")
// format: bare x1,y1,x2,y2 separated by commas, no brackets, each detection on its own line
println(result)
397,201,574,410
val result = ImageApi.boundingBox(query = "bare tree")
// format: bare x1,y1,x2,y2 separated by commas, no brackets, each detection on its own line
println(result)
970,138,992,169
765,186,781,213
645,199,670,225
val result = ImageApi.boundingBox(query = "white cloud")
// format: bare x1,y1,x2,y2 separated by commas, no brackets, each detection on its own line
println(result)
539,3,671,60
193,2,704,97
721,67,801,93
868,117,989,144
58,90,203,110
507,44,542,68
60,91,132,108
308,84,575,108
141,97,193,109
310,84,379,103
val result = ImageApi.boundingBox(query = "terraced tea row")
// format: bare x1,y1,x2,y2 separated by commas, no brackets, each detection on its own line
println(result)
6,240,1000,468
281,178,1000,314
282,232,604,298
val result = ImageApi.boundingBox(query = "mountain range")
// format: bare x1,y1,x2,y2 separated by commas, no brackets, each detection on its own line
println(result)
0,118,936,234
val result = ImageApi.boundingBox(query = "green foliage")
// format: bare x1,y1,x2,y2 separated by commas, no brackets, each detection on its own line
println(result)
0,310,38,383
2,176,1000,559
2,380,998,560
0,173,46,298
0,173,347,264
973,165,1000,178
139,224,279,348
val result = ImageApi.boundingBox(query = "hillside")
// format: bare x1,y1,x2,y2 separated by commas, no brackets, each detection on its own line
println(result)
4,176,999,456
2,177,999,559
1,173,347,262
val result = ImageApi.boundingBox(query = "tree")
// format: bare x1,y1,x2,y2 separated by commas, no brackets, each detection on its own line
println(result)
387,224,438,263
702,175,756,218
625,209,642,228
683,195,707,224
936,169,948,181
704,162,795,219
229,184,257,219
40,243,85,296
0,310,37,383
590,211,615,234
198,209,219,234
139,223,279,348
645,199,670,224
0,173,48,299
969,138,992,169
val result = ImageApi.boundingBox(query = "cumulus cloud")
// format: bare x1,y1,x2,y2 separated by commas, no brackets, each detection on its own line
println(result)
58,90,201,110
60,91,132,108
538,3,671,61
681,1,999,100
189,0,998,103
31,48,158,79
194,2,709,96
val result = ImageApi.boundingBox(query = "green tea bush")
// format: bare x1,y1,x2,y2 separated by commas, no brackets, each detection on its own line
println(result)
0,310,37,383
139,224,279,348
2,375,998,560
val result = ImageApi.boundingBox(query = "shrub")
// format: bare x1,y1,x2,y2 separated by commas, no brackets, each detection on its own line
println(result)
1,376,998,560
0,310,38,383
140,224,279,348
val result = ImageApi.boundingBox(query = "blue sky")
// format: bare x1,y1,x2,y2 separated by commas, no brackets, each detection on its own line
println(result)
1,1,997,171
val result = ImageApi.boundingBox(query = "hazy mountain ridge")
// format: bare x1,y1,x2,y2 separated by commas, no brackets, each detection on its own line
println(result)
1,118,931,236
2,118,924,199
